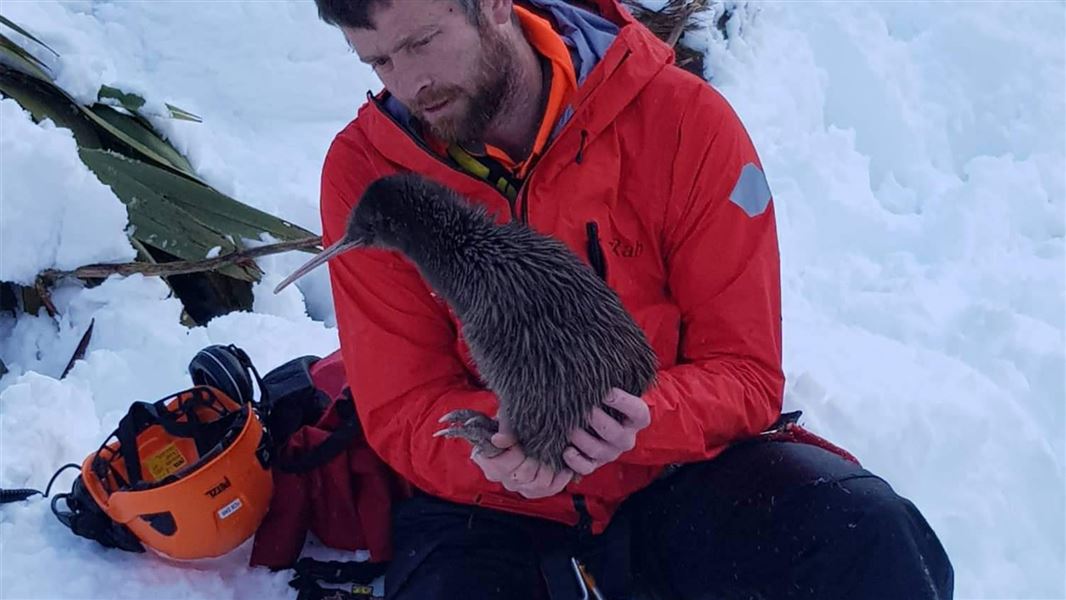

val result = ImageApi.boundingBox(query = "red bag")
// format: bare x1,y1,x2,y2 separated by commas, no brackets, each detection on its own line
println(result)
250,351,412,569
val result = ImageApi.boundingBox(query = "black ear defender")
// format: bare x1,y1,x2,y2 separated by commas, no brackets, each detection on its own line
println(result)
187,344,260,405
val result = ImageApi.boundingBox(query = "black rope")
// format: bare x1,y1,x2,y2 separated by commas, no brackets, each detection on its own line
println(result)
0,462,82,504
0,488,40,503
45,463,81,496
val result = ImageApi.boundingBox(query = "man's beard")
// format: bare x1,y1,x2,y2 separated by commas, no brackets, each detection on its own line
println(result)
413,28,520,146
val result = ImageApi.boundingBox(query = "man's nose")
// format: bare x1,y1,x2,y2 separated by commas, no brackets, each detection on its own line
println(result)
390,57,433,104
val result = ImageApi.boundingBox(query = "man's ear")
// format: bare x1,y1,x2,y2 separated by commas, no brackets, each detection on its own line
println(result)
483,0,514,27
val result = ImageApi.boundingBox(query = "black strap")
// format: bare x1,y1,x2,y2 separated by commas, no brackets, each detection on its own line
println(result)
3,463,147,554
176,389,244,459
288,558,386,600
113,402,156,485
274,393,362,474
292,583,378,600
110,388,242,487
291,557,387,585
51,475,144,553
224,344,270,407
113,396,192,485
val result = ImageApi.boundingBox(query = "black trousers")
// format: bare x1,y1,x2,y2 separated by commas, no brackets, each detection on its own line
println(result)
384,440,954,600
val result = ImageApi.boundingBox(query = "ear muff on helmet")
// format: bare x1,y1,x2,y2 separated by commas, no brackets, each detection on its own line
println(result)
188,345,257,406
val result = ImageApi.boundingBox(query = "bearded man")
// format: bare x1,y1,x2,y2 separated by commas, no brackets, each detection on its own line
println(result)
311,0,954,598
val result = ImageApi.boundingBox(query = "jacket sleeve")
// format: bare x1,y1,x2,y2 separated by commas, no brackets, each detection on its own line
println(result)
319,137,502,501
620,84,785,466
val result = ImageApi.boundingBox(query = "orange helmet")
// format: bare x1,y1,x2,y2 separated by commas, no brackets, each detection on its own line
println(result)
55,385,273,560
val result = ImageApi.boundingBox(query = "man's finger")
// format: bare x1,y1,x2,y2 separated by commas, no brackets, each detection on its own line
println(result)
588,407,627,446
548,468,575,495
509,456,539,486
606,388,651,428
491,412,519,449
570,427,616,462
529,462,554,490
521,467,574,499
563,446,600,476
472,445,524,481
490,431,519,449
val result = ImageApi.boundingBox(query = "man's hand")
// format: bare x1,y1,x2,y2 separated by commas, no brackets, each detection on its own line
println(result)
563,388,651,476
471,416,574,499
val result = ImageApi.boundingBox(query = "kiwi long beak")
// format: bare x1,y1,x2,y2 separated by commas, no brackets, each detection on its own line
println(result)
273,237,365,294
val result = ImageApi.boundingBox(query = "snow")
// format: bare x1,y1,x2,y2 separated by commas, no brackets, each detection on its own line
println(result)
0,100,137,285
1,1,1063,599
693,5,1064,596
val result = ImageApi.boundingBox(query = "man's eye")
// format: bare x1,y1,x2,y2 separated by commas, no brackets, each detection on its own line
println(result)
412,34,436,50
373,57,391,69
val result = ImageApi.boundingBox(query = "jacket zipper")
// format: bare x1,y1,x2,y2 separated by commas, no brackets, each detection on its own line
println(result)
585,221,607,280
512,51,635,224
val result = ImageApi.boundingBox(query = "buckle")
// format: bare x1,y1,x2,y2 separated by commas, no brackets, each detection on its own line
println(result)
760,410,803,435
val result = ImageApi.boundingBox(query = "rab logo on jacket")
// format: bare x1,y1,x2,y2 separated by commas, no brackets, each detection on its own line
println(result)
610,238,644,258
205,476,232,498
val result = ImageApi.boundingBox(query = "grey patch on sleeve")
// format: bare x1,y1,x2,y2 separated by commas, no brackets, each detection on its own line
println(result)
730,163,772,217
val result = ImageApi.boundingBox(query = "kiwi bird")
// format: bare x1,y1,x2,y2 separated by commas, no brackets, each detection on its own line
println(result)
274,173,657,470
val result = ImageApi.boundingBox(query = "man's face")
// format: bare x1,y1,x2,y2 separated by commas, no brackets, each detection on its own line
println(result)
344,0,519,144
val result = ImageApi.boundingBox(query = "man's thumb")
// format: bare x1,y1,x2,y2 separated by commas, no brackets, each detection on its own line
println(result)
491,414,517,448
491,431,518,449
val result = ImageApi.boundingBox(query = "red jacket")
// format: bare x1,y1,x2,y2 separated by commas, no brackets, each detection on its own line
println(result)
319,0,784,534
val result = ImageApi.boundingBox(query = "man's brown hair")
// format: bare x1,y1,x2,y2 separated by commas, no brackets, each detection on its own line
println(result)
314,0,481,29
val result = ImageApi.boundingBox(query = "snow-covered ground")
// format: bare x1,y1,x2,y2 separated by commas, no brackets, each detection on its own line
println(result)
1,1,1062,598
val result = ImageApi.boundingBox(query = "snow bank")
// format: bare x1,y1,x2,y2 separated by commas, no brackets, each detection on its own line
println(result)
697,3,1064,596
1,1,1062,598
0,100,136,285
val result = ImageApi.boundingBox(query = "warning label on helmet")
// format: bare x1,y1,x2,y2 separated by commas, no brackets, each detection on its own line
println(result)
218,498,242,520
144,443,187,482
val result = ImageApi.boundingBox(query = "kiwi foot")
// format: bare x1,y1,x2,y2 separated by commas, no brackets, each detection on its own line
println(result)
434,409,502,458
